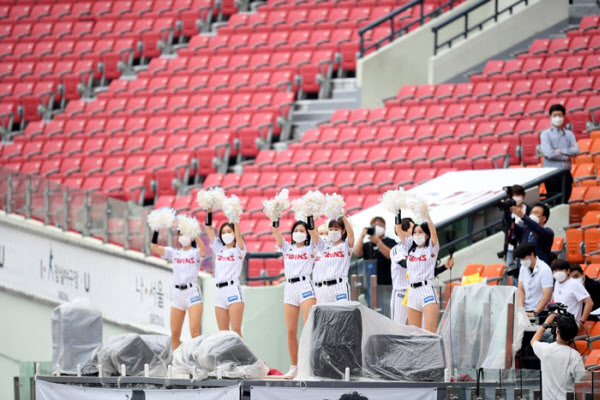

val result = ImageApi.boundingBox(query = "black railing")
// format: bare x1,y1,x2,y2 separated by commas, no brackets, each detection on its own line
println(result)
243,251,284,284
432,0,529,55
358,0,460,57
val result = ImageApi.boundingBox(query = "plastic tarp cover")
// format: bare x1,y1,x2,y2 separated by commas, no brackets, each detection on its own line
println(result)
296,301,448,381
173,331,269,379
92,334,172,377
51,298,102,375
437,285,530,370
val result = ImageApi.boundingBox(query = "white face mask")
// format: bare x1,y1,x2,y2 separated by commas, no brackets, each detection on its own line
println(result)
553,271,568,283
328,230,342,243
573,277,584,284
375,226,385,237
551,116,564,127
320,234,329,242
513,196,523,206
413,234,426,246
222,233,235,245
178,235,192,247
292,231,307,243
520,258,532,268
529,215,540,224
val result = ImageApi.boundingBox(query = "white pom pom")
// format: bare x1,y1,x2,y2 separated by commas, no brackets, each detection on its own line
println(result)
291,198,306,222
223,195,243,223
176,215,201,238
322,193,345,221
147,207,176,231
380,189,409,214
301,190,326,217
263,189,290,222
196,187,226,210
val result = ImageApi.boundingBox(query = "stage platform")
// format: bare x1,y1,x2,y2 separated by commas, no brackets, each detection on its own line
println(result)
32,374,549,400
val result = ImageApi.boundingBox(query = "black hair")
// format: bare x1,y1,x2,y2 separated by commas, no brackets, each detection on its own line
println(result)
556,315,578,342
408,222,431,254
338,392,370,400
512,184,525,197
532,202,550,221
569,264,584,274
291,220,311,246
514,242,535,259
550,259,570,271
219,222,236,246
401,217,414,233
548,104,566,116
328,218,348,241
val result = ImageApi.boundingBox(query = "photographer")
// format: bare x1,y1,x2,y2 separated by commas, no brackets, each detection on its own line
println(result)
515,242,553,318
551,260,593,323
354,216,397,286
499,185,531,268
505,202,554,266
569,265,600,321
531,312,584,400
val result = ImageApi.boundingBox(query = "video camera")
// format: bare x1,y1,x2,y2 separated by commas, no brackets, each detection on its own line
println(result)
365,227,375,236
498,186,516,211
547,303,575,337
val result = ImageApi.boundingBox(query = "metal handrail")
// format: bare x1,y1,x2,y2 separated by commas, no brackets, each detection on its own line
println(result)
432,0,528,55
358,0,459,57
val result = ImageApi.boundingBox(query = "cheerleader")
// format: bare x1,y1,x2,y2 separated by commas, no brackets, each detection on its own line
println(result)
308,215,355,304
397,210,440,333
150,228,206,350
271,219,317,377
204,208,246,337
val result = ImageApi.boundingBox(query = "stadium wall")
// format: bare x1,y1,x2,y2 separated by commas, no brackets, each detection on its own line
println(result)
0,212,291,385
357,0,565,108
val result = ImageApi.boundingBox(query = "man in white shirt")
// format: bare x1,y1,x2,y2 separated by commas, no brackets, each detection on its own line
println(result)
531,313,585,400
551,259,593,323
514,243,553,318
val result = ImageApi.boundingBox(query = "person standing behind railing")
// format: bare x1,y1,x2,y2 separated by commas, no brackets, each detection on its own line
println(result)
270,219,317,378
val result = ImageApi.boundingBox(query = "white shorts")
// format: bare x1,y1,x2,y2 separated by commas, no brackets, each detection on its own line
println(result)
215,282,245,309
407,284,439,312
284,278,316,307
314,279,350,305
390,288,408,324
171,284,202,311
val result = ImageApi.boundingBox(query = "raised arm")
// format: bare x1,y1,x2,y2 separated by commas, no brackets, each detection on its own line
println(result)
150,230,165,256
272,224,283,248
194,235,206,258
234,222,244,251
425,210,438,246
342,215,354,248
308,216,319,245
204,208,216,243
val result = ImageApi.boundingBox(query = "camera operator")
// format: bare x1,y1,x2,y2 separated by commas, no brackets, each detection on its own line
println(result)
551,260,593,324
499,185,531,268
569,265,600,321
505,201,554,266
515,243,553,319
354,216,397,286
531,312,584,400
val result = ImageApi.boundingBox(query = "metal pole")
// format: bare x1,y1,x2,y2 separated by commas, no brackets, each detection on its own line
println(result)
62,189,69,230
83,192,91,237
505,302,515,368
351,274,359,301
13,377,20,400
30,376,35,400
123,203,130,251
6,173,12,213
44,184,50,225
370,275,378,311
103,201,110,243
25,177,31,219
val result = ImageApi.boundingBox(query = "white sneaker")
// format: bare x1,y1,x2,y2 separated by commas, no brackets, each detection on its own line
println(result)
284,365,298,377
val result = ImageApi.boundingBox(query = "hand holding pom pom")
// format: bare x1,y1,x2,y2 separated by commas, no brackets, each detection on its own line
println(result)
196,187,226,211
147,207,176,232
322,193,345,221
223,195,243,223
263,189,290,222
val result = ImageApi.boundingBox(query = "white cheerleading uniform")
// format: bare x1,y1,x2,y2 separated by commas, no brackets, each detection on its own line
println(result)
314,237,354,304
162,247,203,311
210,237,246,309
279,239,316,307
401,237,440,312
389,243,410,324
